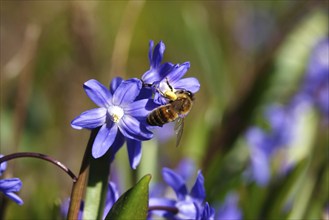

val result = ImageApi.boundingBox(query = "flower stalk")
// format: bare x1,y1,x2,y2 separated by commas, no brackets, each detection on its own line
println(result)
0,152,77,182
67,128,98,219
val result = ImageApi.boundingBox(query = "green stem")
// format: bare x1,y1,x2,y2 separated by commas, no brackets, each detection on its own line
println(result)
67,129,98,219
83,145,111,219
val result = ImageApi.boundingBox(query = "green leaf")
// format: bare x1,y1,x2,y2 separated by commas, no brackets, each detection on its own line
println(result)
105,174,152,220
265,159,309,219
83,152,111,220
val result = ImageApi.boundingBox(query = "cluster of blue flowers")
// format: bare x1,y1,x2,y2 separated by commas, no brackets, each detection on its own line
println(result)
298,37,329,120
69,40,223,219
245,37,329,186
0,155,23,205
61,159,242,220
245,104,298,186
71,40,200,169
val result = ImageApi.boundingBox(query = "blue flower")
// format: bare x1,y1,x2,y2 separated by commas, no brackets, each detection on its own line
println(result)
245,105,296,186
71,78,155,168
153,62,200,105
300,37,329,119
141,40,174,85
149,167,214,219
216,193,242,220
141,41,200,105
0,155,24,205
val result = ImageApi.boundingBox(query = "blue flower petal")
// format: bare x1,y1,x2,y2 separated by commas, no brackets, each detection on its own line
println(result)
123,99,158,118
142,62,174,85
108,131,126,163
126,139,142,169
153,91,169,105
0,178,23,205
71,108,107,130
201,202,215,220
151,41,165,69
4,192,24,205
135,87,153,100
190,170,206,202
250,146,270,186
175,159,195,181
83,79,112,107
149,197,176,207
162,168,188,200
119,115,153,140
142,69,160,84
110,77,124,94
159,63,175,80
172,77,200,94
92,122,118,158
246,127,270,155
0,155,7,176
149,198,177,219
103,182,119,219
216,193,242,220
142,40,173,84
0,178,22,192
166,62,190,84
176,200,197,219
148,40,154,64
112,78,142,106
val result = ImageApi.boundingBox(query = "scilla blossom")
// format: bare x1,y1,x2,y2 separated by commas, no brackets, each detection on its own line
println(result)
71,78,155,168
141,40,174,85
300,37,329,119
149,167,215,219
0,155,23,205
245,105,296,186
141,41,200,105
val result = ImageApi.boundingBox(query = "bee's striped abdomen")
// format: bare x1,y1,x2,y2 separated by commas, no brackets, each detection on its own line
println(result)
147,105,178,126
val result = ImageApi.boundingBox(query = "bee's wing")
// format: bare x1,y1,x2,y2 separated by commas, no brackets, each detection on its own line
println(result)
174,117,184,147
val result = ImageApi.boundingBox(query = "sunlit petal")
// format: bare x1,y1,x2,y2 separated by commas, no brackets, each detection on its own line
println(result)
112,79,142,106
162,168,188,200
83,79,112,107
173,77,200,94
71,108,107,130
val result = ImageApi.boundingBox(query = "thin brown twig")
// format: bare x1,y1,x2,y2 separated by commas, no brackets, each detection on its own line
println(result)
0,152,77,182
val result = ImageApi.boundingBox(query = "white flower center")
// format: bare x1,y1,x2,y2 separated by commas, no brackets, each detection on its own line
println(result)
108,106,124,123
159,80,177,100
175,196,197,219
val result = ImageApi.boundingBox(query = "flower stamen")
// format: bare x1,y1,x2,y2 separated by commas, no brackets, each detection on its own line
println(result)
108,106,124,123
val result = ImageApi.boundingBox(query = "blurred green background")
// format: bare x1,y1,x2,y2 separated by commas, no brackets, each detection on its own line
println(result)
1,1,328,219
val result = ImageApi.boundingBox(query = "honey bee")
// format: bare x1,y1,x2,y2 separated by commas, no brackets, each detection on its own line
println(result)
147,89,194,147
